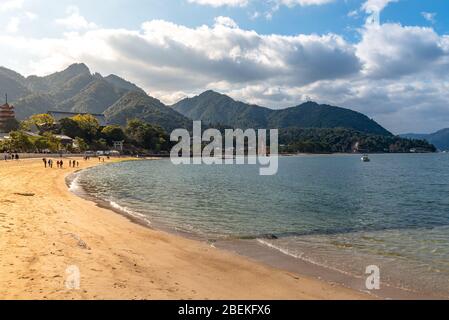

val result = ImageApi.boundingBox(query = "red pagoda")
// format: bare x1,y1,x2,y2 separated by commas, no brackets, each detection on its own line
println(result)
0,94,15,128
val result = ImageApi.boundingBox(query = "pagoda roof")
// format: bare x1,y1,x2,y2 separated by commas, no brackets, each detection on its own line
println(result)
0,103,14,110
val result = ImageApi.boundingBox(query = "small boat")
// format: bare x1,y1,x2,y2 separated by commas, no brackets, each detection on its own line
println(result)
361,154,371,162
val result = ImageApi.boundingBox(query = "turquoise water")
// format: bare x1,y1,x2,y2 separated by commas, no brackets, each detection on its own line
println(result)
74,154,449,297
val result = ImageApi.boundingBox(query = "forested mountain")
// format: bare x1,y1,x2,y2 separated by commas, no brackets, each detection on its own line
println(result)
0,63,436,153
172,90,391,136
0,63,187,131
401,128,449,151
280,128,436,153
104,91,192,132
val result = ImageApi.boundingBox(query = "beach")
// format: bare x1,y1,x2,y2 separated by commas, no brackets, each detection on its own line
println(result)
0,157,369,300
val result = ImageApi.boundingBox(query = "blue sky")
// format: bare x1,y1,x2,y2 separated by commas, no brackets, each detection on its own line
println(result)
13,0,449,39
0,0,449,133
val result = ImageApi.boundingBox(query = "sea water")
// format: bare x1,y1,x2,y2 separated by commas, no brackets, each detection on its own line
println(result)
72,154,449,298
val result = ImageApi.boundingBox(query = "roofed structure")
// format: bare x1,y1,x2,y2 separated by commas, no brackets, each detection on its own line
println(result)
0,94,16,127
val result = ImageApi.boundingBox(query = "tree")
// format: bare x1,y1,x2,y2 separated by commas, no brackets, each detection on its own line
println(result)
8,131,33,152
125,119,169,151
60,118,84,139
32,136,51,152
91,138,108,151
42,132,61,152
279,127,424,154
71,114,100,142
74,137,88,152
0,138,11,152
101,125,126,145
1,118,20,133
59,114,101,143
23,114,55,133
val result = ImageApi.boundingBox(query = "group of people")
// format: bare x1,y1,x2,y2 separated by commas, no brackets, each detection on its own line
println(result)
42,158,80,169
83,155,110,162
3,153,20,161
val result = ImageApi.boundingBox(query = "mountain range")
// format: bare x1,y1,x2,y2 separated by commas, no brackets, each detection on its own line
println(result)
1,63,393,136
172,90,391,135
401,129,449,151
0,63,189,132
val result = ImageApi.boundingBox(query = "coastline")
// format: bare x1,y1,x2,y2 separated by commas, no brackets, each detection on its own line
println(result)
0,157,370,300
69,159,437,300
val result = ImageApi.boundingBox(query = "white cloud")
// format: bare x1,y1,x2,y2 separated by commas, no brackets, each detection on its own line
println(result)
0,17,360,91
188,0,334,7
347,10,359,18
55,5,98,30
6,17,20,33
251,0,334,21
0,0,24,12
249,11,260,20
362,0,397,14
0,13,448,133
187,0,249,7
214,16,239,28
25,11,38,21
422,12,436,24
356,23,447,78
279,0,334,7
3,10,38,34
188,0,336,22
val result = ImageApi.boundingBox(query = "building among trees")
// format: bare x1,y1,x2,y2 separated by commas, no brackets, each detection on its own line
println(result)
0,94,16,130
48,111,107,127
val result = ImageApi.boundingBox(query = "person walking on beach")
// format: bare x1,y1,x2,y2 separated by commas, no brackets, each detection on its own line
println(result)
60,160,64,168
15,154,19,160
76,161,80,168
48,159,52,168
69,160,72,168
56,160,60,168
43,158,47,168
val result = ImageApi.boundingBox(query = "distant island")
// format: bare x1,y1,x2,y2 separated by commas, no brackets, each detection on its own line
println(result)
401,129,449,151
0,63,436,154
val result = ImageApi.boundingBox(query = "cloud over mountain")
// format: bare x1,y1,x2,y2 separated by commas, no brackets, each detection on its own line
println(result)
0,1,448,133
55,5,97,30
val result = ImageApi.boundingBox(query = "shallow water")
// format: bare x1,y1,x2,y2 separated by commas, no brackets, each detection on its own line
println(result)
73,154,449,297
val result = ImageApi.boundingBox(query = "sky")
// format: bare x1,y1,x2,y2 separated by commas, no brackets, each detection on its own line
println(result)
0,0,448,134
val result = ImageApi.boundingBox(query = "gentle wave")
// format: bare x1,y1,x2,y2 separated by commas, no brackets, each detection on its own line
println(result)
68,174,82,193
68,171,152,227
108,200,152,226
70,155,449,297
256,239,360,278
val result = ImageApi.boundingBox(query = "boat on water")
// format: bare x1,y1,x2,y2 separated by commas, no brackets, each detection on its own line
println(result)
361,154,371,162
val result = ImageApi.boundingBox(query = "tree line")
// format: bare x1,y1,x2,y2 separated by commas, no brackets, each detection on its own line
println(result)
0,114,436,154
0,114,170,154
279,127,436,153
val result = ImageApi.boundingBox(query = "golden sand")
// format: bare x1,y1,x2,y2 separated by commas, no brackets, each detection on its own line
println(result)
0,157,369,300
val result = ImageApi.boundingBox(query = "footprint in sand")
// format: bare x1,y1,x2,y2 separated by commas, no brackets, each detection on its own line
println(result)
14,193,35,197
0,200,15,204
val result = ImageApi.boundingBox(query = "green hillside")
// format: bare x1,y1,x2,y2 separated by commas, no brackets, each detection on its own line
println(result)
105,91,192,132
173,91,391,136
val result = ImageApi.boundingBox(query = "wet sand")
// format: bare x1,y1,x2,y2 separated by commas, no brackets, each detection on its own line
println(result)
0,157,370,300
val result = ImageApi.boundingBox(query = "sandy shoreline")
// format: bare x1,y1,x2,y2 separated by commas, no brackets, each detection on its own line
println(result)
0,157,369,300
